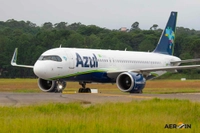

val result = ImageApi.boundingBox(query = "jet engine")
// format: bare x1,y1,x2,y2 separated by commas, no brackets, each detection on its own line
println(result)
116,72,146,93
38,78,67,92
38,78,57,92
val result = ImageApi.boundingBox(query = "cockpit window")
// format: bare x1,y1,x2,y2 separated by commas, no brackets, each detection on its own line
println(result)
38,55,62,62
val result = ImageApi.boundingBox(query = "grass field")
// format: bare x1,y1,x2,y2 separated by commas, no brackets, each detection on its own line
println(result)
1,79,200,132
1,78,200,94
0,99,199,133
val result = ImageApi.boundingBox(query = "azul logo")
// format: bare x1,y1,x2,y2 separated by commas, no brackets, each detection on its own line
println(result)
165,27,175,49
76,53,98,68
164,122,191,129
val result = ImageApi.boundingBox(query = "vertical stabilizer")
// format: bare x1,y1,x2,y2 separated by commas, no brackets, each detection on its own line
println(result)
153,11,177,55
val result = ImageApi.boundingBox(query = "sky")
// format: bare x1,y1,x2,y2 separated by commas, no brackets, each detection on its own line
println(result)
0,0,200,30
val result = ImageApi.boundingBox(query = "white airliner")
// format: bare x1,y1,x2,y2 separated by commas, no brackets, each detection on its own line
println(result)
11,12,200,93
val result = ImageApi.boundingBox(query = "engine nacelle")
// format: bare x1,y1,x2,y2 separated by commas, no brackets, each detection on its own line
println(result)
38,78,57,92
116,72,146,93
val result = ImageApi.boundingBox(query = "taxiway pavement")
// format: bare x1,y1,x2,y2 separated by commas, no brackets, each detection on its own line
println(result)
0,92,200,106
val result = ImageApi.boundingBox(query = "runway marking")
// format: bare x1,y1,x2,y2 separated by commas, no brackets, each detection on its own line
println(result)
98,94,153,99
62,91,77,94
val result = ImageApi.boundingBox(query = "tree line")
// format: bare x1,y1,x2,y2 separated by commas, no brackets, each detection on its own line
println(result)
0,19,200,78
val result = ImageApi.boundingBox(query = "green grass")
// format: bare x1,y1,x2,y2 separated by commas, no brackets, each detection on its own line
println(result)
0,99,199,133
157,73,200,79
0,78,37,83
144,88,200,94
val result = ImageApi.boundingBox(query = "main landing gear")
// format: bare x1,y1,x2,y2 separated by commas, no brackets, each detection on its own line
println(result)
78,82,91,93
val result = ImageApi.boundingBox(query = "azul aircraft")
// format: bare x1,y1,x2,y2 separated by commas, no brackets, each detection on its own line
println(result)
11,12,200,93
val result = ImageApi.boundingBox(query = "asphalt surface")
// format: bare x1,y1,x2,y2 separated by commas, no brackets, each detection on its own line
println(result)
0,92,200,106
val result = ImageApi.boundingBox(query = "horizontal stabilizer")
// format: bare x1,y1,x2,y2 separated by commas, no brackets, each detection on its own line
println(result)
11,48,34,68
171,58,200,64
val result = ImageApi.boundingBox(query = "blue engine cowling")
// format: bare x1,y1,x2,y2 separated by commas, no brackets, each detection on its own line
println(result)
116,72,146,93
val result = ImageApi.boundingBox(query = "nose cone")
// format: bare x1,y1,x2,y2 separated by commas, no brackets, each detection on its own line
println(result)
33,61,48,79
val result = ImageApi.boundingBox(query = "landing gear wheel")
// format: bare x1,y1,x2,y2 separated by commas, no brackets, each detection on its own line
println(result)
78,88,83,93
134,90,143,94
86,88,91,93
55,81,66,93
129,90,143,94
78,88,91,93
138,90,143,94
78,82,91,93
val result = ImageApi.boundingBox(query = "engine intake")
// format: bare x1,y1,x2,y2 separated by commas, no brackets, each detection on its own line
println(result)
38,78,56,92
116,72,146,93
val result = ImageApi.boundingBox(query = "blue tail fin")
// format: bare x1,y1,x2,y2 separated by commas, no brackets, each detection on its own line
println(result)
153,11,177,55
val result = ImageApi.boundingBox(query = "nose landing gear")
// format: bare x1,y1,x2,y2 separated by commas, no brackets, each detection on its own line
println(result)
55,80,66,93
78,82,91,93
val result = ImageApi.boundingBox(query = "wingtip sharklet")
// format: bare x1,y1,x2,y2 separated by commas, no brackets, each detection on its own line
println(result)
11,48,34,68
11,48,18,66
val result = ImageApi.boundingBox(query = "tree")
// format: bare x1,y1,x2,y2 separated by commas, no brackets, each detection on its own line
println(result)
42,22,53,30
139,39,155,52
150,24,158,30
85,34,100,48
26,21,37,27
129,33,145,50
67,22,83,31
191,39,200,58
54,22,68,30
65,33,84,48
130,21,140,31
78,25,104,36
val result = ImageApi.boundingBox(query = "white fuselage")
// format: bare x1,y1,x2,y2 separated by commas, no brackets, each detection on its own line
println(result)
33,48,181,81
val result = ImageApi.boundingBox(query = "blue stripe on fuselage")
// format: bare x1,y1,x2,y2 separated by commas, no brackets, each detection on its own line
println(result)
63,72,114,83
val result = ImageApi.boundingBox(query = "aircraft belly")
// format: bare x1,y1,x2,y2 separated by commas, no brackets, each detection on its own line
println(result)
64,72,114,83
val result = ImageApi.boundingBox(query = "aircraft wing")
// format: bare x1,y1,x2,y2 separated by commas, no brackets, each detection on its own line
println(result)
138,65,200,73
11,48,34,68
171,58,200,64
107,65,200,78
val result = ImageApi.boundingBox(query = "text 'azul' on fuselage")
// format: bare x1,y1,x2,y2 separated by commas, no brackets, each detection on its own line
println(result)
76,53,98,68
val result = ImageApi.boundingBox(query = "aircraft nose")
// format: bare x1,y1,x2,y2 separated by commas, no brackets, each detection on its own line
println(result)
33,61,47,79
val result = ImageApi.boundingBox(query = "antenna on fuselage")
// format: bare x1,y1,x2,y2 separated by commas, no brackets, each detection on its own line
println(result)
125,48,127,51
59,44,62,48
